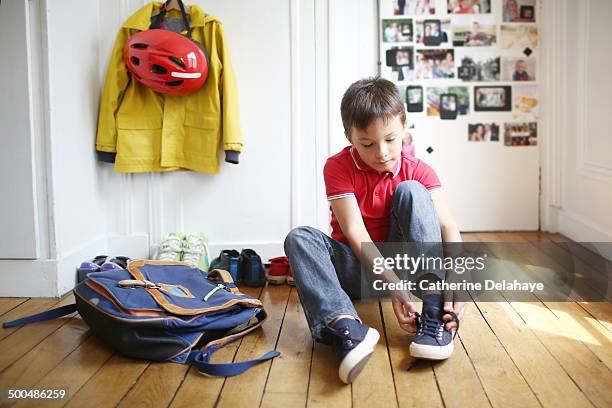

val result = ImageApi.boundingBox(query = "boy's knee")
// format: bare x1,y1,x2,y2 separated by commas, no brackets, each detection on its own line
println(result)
394,180,429,201
284,226,323,254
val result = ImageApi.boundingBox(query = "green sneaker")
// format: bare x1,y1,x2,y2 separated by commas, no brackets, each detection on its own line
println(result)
182,232,210,271
156,232,184,262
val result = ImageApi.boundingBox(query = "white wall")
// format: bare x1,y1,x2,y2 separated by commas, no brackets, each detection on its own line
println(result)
540,0,612,242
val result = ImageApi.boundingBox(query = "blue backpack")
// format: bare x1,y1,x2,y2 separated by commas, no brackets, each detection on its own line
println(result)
3,260,279,377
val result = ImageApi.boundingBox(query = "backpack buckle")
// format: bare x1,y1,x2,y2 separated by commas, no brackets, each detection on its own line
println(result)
117,279,160,289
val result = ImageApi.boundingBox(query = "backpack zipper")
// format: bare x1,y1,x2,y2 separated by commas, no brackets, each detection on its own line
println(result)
203,283,227,301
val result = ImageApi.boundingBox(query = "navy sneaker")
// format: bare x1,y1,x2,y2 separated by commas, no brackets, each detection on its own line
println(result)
328,318,380,384
209,250,241,285
239,249,266,287
409,294,459,360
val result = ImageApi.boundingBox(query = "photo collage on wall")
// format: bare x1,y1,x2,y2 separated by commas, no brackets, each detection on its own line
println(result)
379,0,539,147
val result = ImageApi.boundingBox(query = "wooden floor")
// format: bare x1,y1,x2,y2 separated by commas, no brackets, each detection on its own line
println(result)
0,232,611,408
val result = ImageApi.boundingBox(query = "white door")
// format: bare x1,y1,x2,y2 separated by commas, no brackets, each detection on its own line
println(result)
0,0,40,258
325,0,540,232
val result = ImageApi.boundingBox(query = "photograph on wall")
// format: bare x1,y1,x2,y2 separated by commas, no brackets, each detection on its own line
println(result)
426,87,469,117
474,86,512,111
381,46,414,82
512,85,539,119
503,0,536,22
502,57,536,81
504,122,538,146
415,19,451,45
468,123,500,141
500,25,538,50
382,19,414,43
447,0,492,14
453,16,496,46
405,85,424,112
387,0,436,15
457,53,500,81
414,49,455,79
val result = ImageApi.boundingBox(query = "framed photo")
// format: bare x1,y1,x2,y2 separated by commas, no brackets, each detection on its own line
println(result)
447,0,492,14
520,5,535,20
504,122,538,146
501,57,535,81
458,54,500,81
500,25,538,50
453,17,497,47
415,19,450,45
427,87,470,117
382,19,413,43
468,123,499,141
474,86,512,111
381,46,415,82
512,85,539,119
385,47,413,68
406,85,424,112
388,0,436,16
440,94,458,120
414,49,455,79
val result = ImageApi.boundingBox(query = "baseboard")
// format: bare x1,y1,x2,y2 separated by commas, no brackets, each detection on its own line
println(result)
0,234,150,297
558,208,612,242
558,208,612,262
0,259,58,297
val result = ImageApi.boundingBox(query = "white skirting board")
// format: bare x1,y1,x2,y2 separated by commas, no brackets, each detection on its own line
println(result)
0,235,285,297
0,234,149,297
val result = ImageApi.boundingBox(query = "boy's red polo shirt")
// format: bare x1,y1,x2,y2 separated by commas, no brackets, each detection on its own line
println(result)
324,146,441,244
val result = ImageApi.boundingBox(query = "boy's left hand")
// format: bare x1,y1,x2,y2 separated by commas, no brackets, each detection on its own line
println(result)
443,301,464,334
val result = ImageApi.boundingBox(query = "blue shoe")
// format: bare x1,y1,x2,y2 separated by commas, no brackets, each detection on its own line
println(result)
328,318,380,384
409,294,458,360
210,250,241,285
77,255,108,283
239,249,265,287
100,256,131,272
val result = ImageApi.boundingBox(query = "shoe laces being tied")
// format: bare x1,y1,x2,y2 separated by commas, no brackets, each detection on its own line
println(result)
182,234,204,266
158,234,182,261
415,310,460,341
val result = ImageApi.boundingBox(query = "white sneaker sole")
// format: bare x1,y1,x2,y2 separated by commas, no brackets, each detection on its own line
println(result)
338,328,380,384
265,273,287,285
409,340,454,360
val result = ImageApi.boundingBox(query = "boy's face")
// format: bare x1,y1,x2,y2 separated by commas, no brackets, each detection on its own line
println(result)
348,115,404,173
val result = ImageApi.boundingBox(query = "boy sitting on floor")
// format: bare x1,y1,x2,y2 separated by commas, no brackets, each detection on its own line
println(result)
284,77,464,384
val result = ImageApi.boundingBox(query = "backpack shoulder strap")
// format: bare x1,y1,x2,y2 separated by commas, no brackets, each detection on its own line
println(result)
188,346,279,377
2,304,77,328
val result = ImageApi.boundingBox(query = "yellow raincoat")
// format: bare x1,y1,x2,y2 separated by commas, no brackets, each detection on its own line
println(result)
96,3,242,173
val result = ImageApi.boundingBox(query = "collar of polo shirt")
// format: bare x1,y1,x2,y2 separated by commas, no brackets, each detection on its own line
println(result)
349,146,402,178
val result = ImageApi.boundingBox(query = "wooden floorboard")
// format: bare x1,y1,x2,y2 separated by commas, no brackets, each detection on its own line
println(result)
0,232,610,407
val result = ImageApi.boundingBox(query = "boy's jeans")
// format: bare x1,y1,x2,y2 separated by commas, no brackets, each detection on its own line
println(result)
284,180,444,343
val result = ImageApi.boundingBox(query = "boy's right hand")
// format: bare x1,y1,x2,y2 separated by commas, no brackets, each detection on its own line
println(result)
392,298,418,333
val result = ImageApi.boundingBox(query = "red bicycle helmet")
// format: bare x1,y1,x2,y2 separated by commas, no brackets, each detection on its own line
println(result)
124,29,209,96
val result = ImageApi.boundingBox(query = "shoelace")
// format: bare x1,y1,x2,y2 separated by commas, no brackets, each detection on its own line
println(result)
182,236,205,266
415,311,460,340
415,313,444,340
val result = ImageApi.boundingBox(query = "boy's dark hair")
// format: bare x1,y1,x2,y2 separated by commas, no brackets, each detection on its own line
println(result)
340,77,406,136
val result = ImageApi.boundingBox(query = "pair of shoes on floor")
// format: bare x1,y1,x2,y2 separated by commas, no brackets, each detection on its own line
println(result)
77,255,132,283
155,232,210,271
265,256,294,286
209,249,265,287
327,294,459,384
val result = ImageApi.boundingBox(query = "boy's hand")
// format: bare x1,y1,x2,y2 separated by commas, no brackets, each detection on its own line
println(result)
392,298,418,333
443,301,465,334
